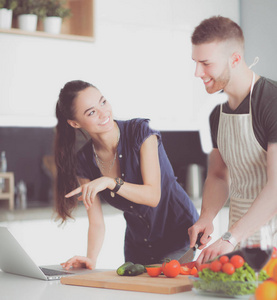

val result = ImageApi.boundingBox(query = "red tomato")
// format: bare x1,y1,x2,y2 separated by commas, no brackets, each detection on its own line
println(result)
162,260,181,278
219,255,229,264
210,260,222,272
230,255,245,269
199,263,210,271
190,266,198,276
146,267,162,277
180,261,196,269
180,266,191,275
222,262,235,275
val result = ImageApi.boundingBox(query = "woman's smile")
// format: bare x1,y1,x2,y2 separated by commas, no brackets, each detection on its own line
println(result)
99,117,110,126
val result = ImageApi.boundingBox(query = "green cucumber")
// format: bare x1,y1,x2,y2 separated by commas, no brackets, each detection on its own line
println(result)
125,264,145,276
116,262,134,276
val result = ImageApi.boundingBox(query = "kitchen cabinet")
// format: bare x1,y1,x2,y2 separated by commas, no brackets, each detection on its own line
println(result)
0,200,230,267
0,172,14,211
0,204,126,270
0,0,94,42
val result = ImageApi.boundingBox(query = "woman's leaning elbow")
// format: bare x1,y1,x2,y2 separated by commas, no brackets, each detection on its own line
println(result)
151,192,161,207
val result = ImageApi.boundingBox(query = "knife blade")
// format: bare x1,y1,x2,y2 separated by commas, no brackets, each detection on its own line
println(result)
178,233,203,265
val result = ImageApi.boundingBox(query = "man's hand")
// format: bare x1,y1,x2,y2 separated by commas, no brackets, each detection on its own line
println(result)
188,218,213,250
195,238,234,269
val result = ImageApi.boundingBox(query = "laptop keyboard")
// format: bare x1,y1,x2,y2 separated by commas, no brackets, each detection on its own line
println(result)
40,267,72,276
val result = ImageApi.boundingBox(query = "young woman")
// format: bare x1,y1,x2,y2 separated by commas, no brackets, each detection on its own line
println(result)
55,80,199,270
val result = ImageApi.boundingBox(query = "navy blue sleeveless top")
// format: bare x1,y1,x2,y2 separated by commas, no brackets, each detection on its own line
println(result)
76,118,199,264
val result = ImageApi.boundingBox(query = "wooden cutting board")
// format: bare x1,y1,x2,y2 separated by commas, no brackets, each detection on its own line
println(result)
60,270,193,294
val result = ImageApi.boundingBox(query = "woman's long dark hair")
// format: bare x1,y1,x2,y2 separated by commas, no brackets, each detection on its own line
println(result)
55,80,95,222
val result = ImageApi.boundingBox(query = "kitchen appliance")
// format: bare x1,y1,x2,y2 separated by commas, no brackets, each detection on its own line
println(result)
185,164,204,200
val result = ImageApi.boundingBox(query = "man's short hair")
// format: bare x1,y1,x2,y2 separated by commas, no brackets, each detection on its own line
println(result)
191,15,244,46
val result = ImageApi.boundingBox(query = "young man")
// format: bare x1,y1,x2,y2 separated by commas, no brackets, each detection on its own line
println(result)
189,16,277,266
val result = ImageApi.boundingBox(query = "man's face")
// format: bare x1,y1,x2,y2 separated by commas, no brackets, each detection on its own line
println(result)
192,41,231,94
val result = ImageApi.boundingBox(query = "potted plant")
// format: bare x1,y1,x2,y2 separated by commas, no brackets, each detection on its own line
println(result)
40,0,71,34
0,0,18,29
13,0,44,32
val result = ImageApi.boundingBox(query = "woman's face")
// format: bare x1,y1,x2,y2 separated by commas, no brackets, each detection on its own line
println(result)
69,86,114,134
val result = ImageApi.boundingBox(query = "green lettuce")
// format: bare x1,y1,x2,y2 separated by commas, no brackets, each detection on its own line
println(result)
193,263,269,296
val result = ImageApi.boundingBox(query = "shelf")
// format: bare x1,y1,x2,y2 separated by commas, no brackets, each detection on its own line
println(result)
0,27,94,42
0,172,14,211
0,0,94,42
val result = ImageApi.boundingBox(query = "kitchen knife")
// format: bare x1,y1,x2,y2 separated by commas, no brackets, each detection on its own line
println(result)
178,233,203,265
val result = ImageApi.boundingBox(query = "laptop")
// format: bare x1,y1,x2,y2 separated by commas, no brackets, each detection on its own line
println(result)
0,226,93,280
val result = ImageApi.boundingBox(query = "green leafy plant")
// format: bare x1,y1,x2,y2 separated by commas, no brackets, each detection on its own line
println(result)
13,0,44,17
0,0,18,10
40,0,71,19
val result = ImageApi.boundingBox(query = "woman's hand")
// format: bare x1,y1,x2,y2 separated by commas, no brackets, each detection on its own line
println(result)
61,256,96,270
65,177,114,209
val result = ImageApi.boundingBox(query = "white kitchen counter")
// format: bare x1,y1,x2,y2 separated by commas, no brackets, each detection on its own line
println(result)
0,271,254,300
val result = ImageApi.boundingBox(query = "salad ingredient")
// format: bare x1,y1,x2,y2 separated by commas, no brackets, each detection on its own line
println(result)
125,264,145,276
116,262,134,275
199,263,210,271
195,262,268,296
180,266,191,275
145,267,162,277
255,280,277,300
181,261,196,269
230,255,245,268
162,259,180,278
194,263,268,296
210,260,222,272
116,262,145,276
190,266,198,275
222,262,235,275
219,255,229,264
180,265,198,276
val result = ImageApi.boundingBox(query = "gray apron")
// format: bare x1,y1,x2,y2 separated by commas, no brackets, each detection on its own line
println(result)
217,72,276,241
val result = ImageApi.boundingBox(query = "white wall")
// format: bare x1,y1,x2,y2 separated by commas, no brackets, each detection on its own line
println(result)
0,0,239,136
240,0,277,81
0,0,240,269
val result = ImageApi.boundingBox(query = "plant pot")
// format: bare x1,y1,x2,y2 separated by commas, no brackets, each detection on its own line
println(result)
18,14,38,32
43,16,62,34
0,8,13,29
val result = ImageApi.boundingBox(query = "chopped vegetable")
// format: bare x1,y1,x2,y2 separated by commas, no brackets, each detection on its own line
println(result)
180,266,191,275
145,267,162,277
190,266,198,275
